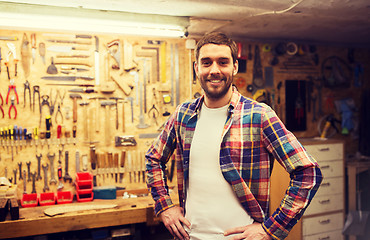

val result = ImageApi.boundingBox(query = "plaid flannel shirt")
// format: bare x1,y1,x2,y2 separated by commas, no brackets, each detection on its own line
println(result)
146,89,322,240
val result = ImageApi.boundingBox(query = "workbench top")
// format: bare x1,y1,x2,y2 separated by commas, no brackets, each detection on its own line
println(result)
0,193,169,239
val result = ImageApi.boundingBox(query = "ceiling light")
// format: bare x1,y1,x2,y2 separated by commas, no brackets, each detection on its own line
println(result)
0,2,189,38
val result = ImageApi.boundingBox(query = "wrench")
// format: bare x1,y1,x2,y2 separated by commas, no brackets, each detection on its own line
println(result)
48,153,57,185
42,163,49,192
36,154,42,180
23,170,27,194
18,162,23,181
63,151,72,182
13,169,17,184
26,161,31,182
31,172,37,193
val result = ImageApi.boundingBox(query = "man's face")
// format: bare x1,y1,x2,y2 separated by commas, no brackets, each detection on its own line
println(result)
195,44,238,102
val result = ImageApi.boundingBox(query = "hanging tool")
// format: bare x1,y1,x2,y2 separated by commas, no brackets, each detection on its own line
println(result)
41,76,94,81
57,150,64,190
79,102,90,141
45,115,52,147
31,33,36,64
48,153,57,185
0,36,18,41
148,104,159,126
21,33,31,78
42,164,49,192
136,68,150,129
0,93,4,118
39,42,46,64
47,45,89,53
252,45,264,88
101,101,116,146
110,97,124,130
6,42,18,77
40,95,51,127
8,96,17,119
64,151,72,182
69,94,82,123
23,80,31,108
6,79,19,105
46,39,91,45
94,36,100,86
33,85,41,113
127,97,134,123
107,39,121,69
55,103,63,124
46,57,58,74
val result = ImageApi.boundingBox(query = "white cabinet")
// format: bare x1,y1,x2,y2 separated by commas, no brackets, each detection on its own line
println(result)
270,139,345,240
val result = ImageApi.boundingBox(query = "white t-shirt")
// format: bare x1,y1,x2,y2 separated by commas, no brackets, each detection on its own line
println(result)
185,103,253,240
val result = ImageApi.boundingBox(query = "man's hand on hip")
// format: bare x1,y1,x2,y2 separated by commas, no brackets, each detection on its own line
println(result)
224,222,272,240
160,206,191,240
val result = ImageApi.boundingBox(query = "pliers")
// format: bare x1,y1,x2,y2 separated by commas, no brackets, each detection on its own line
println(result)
24,80,31,108
6,79,19,105
0,92,4,118
8,96,17,119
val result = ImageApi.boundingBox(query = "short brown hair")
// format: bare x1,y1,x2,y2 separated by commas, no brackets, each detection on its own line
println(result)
195,32,238,64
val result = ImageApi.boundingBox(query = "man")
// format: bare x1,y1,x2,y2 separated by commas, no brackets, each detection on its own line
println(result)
146,32,322,240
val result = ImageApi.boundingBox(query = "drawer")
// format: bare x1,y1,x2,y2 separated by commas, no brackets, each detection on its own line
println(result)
315,177,344,197
302,212,344,236
303,230,344,240
305,193,343,216
304,143,343,162
319,160,343,178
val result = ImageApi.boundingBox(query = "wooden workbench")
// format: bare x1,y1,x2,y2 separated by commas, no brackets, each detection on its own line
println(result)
0,192,174,239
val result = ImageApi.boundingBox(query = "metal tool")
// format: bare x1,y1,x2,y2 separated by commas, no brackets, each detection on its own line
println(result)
33,85,41,113
18,162,23,180
109,97,123,130
107,39,121,69
48,153,57,185
69,94,82,123
41,76,94,81
39,42,46,64
24,80,31,108
46,57,58,74
21,33,31,78
47,45,89,53
23,170,27,194
94,36,100,86
79,102,90,141
42,164,49,192
31,172,36,193
101,101,116,146
26,161,31,182
36,154,42,180
64,151,72,182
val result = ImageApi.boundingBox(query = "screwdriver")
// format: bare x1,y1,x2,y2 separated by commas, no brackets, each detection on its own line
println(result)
0,127,3,149
18,126,22,150
33,127,39,149
72,125,77,145
23,128,27,147
13,125,18,153
46,115,51,147
4,127,8,153
9,125,14,160
57,125,62,146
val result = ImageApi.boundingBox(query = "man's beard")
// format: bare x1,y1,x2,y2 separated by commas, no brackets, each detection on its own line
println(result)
200,76,233,100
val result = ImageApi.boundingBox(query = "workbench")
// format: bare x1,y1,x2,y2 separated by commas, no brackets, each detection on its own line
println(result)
0,191,173,239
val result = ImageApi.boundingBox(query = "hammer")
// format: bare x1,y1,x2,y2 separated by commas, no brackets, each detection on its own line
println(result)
69,94,82,123
109,97,124,130
101,101,115,146
79,102,90,141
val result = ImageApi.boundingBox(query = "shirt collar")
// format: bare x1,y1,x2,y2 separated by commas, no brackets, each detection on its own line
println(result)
192,86,241,116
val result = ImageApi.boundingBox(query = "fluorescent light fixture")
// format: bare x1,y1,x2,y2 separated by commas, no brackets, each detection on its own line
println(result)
0,2,189,38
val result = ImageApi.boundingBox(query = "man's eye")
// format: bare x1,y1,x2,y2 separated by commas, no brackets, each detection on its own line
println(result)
219,61,229,65
202,61,211,66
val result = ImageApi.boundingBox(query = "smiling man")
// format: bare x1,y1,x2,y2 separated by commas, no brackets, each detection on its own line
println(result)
146,32,322,240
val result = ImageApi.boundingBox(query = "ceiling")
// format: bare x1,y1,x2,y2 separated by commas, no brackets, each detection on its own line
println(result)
1,0,370,47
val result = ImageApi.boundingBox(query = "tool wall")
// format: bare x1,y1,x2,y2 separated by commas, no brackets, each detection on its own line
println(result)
0,29,192,198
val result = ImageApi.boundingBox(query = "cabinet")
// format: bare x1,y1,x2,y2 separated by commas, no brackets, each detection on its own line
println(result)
270,139,345,240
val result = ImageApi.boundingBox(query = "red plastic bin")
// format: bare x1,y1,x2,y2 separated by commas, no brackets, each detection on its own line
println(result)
39,192,56,206
75,172,93,187
21,193,38,208
56,191,73,204
76,192,94,202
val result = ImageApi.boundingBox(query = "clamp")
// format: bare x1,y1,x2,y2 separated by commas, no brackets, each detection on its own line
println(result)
24,80,32,108
8,96,17,119
6,79,19,105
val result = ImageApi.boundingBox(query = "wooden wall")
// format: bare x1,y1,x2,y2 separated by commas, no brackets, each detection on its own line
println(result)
0,28,369,199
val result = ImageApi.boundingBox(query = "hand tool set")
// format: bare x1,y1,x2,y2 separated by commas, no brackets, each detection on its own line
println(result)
0,29,183,207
